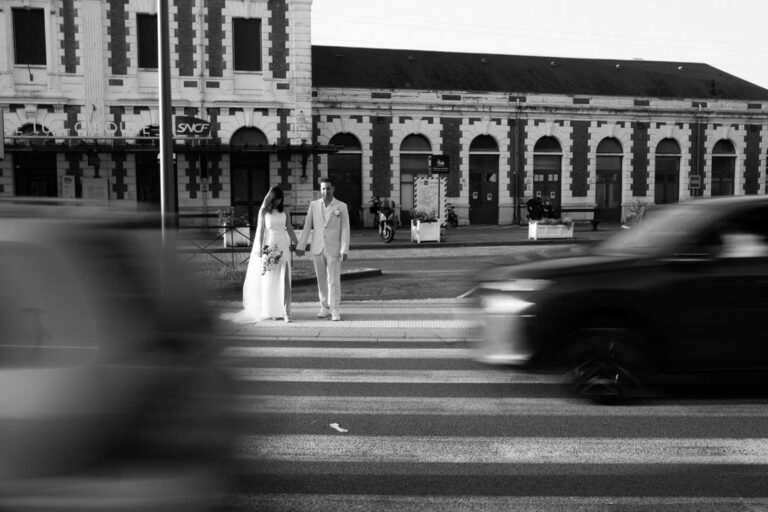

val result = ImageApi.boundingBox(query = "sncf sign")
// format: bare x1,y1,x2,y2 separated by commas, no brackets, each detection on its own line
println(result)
175,116,211,137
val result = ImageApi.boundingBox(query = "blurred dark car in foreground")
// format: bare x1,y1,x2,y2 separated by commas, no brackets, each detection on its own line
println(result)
0,202,232,510
474,196,768,402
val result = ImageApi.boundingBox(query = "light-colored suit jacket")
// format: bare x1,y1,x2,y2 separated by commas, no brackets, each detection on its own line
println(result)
297,198,350,256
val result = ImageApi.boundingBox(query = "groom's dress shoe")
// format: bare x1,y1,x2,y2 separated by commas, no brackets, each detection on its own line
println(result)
317,307,330,318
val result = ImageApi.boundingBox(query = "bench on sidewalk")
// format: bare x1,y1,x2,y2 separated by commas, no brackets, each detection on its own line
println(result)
559,206,600,231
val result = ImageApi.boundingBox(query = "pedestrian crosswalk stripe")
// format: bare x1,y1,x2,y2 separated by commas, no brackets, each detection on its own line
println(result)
220,334,475,343
241,435,768,465
238,494,768,512
231,368,560,384
223,346,475,359
234,319,480,328
233,394,768,417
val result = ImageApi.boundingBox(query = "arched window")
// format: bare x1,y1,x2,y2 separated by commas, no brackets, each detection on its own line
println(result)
329,133,363,227
399,134,432,224
533,136,562,210
230,127,268,146
596,138,622,154
329,133,361,150
469,135,499,224
596,137,623,222
401,134,431,152
469,135,499,152
711,139,735,197
230,127,270,225
655,138,680,204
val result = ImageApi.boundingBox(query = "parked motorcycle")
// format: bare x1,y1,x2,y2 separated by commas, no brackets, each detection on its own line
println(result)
444,202,459,228
369,196,383,230
370,196,396,243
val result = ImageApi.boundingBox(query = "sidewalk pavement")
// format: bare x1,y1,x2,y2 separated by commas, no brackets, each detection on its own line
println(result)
181,221,623,259
348,221,621,251
207,222,624,342
212,298,482,343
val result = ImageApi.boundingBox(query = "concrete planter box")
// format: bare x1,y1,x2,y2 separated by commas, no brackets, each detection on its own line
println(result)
411,219,441,243
222,226,251,247
528,222,574,240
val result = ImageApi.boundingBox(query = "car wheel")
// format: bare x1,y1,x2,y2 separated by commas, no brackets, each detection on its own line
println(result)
567,328,651,404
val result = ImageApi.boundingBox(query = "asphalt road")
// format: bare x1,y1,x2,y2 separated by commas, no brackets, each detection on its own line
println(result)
217,244,768,511
285,245,576,302
222,331,768,511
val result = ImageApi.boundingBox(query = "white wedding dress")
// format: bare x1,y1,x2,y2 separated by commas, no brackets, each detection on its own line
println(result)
222,210,292,322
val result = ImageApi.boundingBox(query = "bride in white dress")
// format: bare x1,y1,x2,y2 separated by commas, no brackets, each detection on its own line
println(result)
223,186,298,323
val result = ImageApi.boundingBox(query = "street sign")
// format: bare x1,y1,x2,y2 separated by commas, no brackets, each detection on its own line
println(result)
689,175,702,189
429,154,450,174
175,115,211,137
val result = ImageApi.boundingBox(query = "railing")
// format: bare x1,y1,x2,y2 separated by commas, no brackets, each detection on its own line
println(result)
177,224,254,270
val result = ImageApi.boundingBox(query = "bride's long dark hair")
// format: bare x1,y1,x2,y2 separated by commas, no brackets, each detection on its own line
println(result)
263,186,284,213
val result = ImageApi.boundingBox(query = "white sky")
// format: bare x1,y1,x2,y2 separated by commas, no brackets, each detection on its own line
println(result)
311,0,768,90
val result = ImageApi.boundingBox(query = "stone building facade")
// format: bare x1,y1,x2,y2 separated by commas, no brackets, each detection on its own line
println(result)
2,0,768,227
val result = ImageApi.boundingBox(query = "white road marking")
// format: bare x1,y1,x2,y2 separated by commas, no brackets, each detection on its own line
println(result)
233,394,768,417
237,494,768,512
231,368,560,384
223,346,475,359
240,435,768,465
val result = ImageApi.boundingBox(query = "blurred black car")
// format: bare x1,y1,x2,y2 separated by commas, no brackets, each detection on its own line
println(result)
0,202,233,510
474,196,768,401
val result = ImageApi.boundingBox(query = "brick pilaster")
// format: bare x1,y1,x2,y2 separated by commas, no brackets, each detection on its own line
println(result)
631,122,650,196
371,116,392,197
107,0,129,75
570,120,589,196
440,117,462,197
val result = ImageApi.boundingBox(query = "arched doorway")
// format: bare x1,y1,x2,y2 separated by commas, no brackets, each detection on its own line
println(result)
328,133,363,227
532,136,562,211
469,135,499,224
230,128,270,226
596,137,623,222
136,125,161,208
13,124,57,197
655,138,681,204
711,139,735,196
399,134,431,225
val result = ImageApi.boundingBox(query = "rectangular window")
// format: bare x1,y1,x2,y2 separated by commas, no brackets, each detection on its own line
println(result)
233,18,262,71
137,13,158,69
13,8,46,65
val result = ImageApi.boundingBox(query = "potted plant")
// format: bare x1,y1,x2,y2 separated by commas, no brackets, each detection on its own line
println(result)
218,208,251,247
528,216,574,240
410,208,441,243
526,198,573,240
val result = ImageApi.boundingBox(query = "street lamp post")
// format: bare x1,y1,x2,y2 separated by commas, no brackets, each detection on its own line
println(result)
158,0,176,246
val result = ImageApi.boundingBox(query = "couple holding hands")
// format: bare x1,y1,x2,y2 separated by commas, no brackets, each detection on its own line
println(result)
224,177,350,324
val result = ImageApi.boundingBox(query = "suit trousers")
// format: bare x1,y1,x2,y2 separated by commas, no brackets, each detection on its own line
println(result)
312,250,341,311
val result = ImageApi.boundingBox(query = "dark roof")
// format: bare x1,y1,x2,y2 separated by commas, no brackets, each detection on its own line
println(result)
312,46,768,101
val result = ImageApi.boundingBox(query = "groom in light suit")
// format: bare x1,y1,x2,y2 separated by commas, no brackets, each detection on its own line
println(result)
296,177,351,321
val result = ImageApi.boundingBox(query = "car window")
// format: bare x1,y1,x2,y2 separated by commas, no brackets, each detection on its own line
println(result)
686,205,768,259
596,204,718,256
0,242,98,367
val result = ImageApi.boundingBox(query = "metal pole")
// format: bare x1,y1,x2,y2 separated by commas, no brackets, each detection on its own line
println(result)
158,0,176,246
0,110,5,161
514,99,521,224
695,105,702,199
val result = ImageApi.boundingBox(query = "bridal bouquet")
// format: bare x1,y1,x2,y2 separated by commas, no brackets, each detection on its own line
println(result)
261,244,283,275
